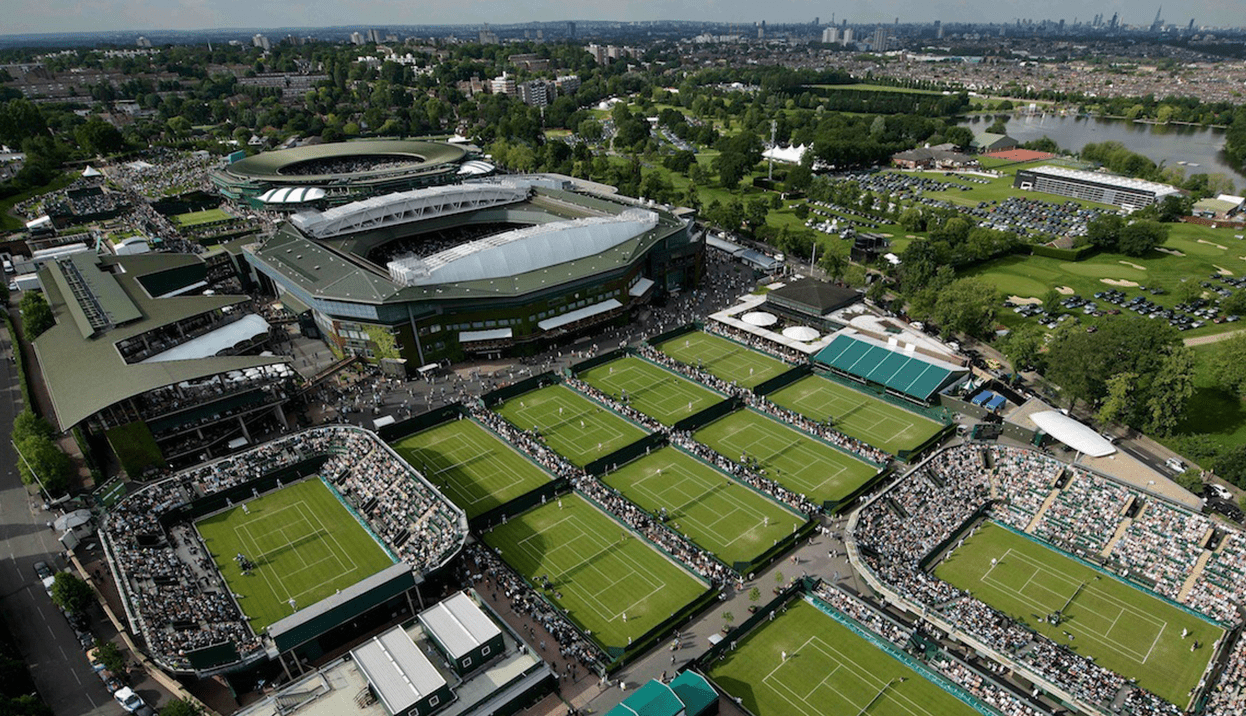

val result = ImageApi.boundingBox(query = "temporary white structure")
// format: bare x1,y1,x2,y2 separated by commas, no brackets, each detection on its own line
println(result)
1030,411,1116,458
782,326,820,341
741,311,779,327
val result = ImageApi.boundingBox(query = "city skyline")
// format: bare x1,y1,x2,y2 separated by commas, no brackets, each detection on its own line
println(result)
0,0,1239,37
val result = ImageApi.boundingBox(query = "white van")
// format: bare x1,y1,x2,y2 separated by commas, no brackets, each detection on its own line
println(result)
1165,457,1187,473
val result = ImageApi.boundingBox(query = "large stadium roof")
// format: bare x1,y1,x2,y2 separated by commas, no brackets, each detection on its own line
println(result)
224,140,467,182
814,331,967,402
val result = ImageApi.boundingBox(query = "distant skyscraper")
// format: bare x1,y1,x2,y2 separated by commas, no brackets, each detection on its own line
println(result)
568,21,576,39
871,27,888,52
935,20,944,39
135,36,151,48
350,31,364,45
822,27,839,44
841,28,854,45
366,28,386,44
252,34,270,50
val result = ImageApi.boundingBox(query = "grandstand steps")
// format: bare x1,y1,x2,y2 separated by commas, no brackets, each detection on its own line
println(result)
1101,517,1133,560
1178,550,1214,602
1024,488,1063,534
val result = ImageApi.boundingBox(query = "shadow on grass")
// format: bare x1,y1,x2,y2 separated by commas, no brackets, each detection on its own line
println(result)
1173,386,1246,445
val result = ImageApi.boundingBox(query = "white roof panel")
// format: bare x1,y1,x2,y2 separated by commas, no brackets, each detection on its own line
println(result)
538,298,622,331
351,627,445,715
629,277,655,297
1030,410,1117,457
418,592,501,659
141,315,271,363
459,327,512,342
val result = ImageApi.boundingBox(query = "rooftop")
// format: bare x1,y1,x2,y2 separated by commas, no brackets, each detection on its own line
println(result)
418,591,502,660
1023,165,1182,198
33,253,287,430
223,140,467,182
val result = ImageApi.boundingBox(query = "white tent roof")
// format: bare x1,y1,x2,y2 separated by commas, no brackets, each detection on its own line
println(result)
1030,411,1116,457
782,325,820,341
81,166,102,177
762,144,808,164
742,311,778,327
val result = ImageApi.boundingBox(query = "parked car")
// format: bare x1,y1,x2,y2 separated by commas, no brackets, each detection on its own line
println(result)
1207,484,1234,502
114,687,146,714
32,561,52,581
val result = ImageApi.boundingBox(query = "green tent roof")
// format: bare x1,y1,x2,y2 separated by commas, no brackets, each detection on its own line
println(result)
670,671,717,716
606,680,685,716
814,332,966,402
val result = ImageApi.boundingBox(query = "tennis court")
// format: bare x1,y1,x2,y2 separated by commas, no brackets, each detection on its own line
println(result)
495,384,649,466
767,375,944,454
604,447,804,566
656,331,790,389
935,522,1221,705
391,419,554,519
196,478,395,630
695,409,879,505
710,598,979,716
579,355,723,425
482,495,709,651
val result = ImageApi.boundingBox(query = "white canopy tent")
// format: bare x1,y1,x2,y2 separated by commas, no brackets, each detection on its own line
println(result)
741,311,778,327
782,326,820,342
1030,411,1116,458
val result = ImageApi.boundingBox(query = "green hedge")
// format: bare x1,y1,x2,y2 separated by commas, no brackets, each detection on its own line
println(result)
1030,244,1098,261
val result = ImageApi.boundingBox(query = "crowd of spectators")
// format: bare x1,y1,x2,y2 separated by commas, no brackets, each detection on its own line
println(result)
108,149,216,198
853,444,1178,715
813,583,910,647
638,343,746,398
564,376,666,433
1031,471,1132,557
1111,501,1211,600
464,543,608,673
102,426,466,671
278,156,419,177
1203,635,1246,715
988,445,1064,530
1185,532,1246,624
703,320,809,365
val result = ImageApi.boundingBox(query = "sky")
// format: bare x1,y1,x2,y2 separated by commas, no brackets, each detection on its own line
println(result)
0,0,1236,36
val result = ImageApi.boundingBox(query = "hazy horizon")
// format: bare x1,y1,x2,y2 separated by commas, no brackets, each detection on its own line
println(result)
0,0,1239,37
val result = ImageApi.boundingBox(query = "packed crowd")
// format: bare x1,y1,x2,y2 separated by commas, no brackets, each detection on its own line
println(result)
109,149,216,198
813,583,911,647
1185,532,1246,624
638,343,746,398
464,543,608,673
988,446,1065,530
1111,500,1211,600
933,655,1056,716
854,444,1178,714
1203,634,1246,715
278,156,420,176
102,426,467,671
1031,471,1132,557
702,321,809,366
563,376,666,433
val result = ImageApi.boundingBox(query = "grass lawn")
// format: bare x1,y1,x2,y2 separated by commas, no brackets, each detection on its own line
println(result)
1161,343,1246,452
172,207,231,226
709,598,980,716
694,409,879,505
935,522,1221,706
656,331,790,389
390,419,553,519
481,495,708,651
603,447,804,566
494,384,649,467
767,375,945,454
579,355,723,426
195,478,395,631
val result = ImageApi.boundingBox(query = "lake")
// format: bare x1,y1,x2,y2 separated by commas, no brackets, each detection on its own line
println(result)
960,113,1245,186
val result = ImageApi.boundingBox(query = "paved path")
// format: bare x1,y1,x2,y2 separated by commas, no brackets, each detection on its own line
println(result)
1184,327,1245,346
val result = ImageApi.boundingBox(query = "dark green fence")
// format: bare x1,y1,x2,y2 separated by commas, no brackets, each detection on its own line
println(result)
734,518,819,577
378,403,467,443
586,433,669,476
752,364,813,397
481,372,558,408
673,397,744,433
570,347,630,375
692,577,818,669
645,322,700,347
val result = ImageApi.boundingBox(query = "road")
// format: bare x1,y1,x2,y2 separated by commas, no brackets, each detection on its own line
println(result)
0,323,123,716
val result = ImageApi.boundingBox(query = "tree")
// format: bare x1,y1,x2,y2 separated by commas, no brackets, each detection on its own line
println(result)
12,410,55,443
50,573,93,615
1086,214,1124,250
19,291,53,339
75,119,127,155
1097,372,1139,427
1206,332,1246,398
1117,220,1169,257
1174,470,1204,494
92,639,126,675
744,197,771,234
14,434,71,495
999,324,1045,372
1174,279,1203,305
930,278,1000,338
159,698,204,716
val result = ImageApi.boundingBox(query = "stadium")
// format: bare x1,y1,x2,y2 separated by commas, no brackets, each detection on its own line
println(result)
100,426,469,677
244,176,701,368
211,140,492,210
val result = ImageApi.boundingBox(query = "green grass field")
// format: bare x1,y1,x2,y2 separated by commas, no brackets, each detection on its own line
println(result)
195,479,395,631
710,599,979,716
695,410,879,506
579,356,723,426
494,384,650,467
391,419,553,519
172,207,231,226
656,332,791,389
481,495,708,651
935,522,1221,706
767,375,945,455
603,447,804,566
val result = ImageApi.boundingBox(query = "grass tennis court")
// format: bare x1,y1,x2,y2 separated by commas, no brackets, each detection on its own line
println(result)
171,207,231,226
695,410,879,506
390,419,553,519
767,375,945,454
656,331,790,389
710,598,979,716
935,522,1221,705
495,384,649,466
603,447,804,566
482,495,709,651
579,355,722,426
196,478,395,631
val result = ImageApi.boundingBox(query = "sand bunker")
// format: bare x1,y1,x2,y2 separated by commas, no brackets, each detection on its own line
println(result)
1101,278,1140,287
1199,239,1228,250
1009,296,1043,305
1156,247,1185,256
1055,286,1075,295
1215,265,1234,276
1119,261,1147,270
